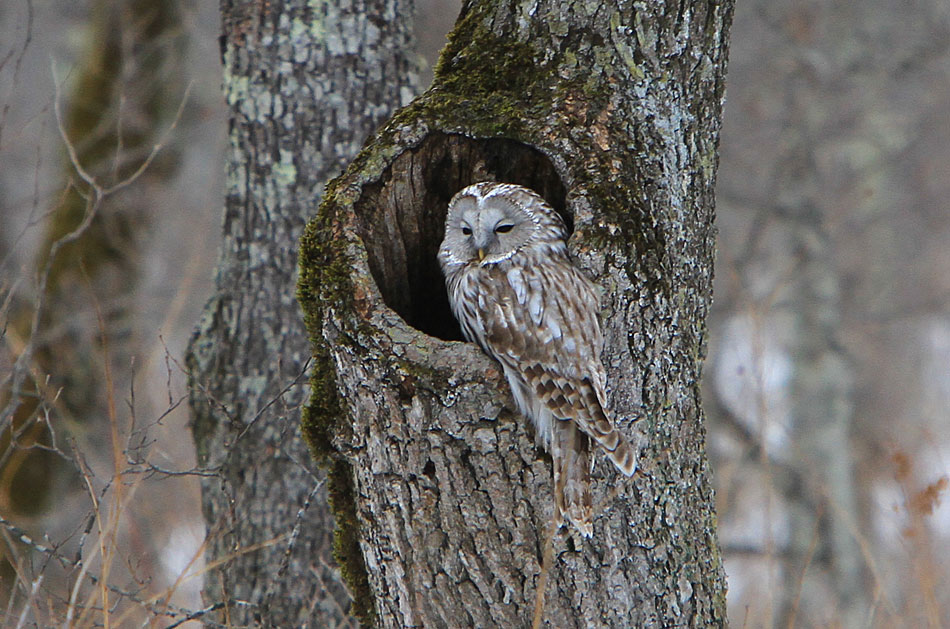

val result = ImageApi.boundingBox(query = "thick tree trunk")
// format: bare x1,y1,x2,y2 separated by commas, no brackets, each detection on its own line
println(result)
186,1,417,625
298,1,733,626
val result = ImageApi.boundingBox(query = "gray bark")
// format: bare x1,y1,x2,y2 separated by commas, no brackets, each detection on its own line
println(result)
299,1,733,626
186,0,418,625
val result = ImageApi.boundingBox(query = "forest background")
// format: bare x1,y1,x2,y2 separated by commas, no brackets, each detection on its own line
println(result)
1,0,948,626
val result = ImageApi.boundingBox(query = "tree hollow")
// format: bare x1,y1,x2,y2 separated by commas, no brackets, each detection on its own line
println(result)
353,133,567,342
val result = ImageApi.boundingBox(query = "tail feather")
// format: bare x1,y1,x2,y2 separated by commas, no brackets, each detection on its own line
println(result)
552,422,593,538
604,433,637,477
522,365,639,478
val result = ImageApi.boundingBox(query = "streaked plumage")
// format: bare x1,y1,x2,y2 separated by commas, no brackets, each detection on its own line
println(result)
438,182,636,537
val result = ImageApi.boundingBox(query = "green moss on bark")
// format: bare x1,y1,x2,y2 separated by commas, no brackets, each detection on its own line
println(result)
298,179,378,620
298,177,355,460
327,460,376,627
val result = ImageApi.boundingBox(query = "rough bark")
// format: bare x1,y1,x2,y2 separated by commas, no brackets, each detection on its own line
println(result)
298,1,733,626
186,0,418,625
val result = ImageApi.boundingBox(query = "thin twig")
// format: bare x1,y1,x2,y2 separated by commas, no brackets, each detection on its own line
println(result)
13,575,43,629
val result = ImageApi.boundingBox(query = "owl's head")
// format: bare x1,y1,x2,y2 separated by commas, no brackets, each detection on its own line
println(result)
438,182,567,268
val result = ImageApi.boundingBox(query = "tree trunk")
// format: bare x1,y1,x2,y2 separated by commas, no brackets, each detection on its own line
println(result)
787,216,865,626
298,1,733,626
779,56,866,629
186,1,418,625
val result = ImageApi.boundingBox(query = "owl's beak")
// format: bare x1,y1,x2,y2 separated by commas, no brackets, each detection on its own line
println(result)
477,248,485,261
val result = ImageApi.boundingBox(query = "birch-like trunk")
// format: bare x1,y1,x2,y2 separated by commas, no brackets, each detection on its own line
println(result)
186,1,418,625
298,1,734,626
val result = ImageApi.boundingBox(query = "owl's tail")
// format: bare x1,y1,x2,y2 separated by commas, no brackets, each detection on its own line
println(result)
602,434,637,477
552,421,593,538
574,381,638,477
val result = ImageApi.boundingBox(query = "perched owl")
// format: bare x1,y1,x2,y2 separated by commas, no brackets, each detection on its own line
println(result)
438,181,636,537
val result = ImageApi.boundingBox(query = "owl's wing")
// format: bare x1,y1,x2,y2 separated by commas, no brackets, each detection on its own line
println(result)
481,261,636,476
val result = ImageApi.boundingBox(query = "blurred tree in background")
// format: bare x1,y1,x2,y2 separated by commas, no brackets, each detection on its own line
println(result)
709,0,950,626
1,0,187,611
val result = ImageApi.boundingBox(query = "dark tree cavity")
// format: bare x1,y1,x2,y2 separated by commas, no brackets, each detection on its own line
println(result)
357,135,567,342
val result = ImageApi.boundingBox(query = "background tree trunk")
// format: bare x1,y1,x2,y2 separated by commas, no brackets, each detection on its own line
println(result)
298,1,733,626
186,1,418,625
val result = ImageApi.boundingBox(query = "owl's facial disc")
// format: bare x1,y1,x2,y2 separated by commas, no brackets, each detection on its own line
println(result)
459,201,532,264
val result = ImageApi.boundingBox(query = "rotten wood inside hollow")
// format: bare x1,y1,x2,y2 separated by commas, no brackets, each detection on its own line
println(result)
354,133,567,342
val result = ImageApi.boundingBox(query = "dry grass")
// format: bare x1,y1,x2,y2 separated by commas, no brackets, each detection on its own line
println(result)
0,40,219,626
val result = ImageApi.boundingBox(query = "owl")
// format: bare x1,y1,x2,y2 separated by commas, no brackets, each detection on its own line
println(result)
438,181,636,537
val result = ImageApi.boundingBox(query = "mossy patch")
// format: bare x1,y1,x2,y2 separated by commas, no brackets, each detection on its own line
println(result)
408,4,557,139
298,185,348,462
327,459,376,627
297,176,378,619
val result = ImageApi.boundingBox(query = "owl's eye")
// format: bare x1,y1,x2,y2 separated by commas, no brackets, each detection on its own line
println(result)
495,224,514,234
461,226,472,235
